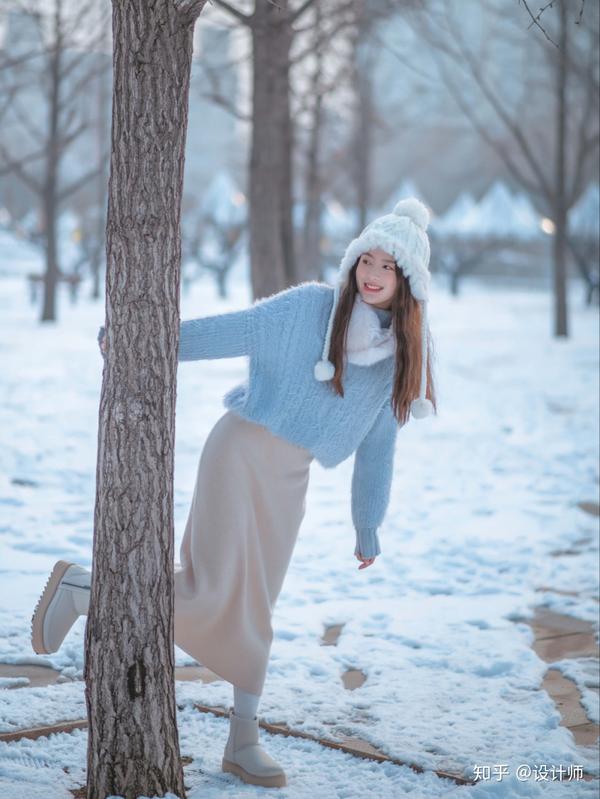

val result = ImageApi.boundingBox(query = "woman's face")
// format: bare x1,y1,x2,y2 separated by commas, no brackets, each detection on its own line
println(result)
355,248,398,309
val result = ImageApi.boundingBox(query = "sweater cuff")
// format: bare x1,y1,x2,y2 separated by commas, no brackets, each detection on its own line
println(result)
354,527,381,559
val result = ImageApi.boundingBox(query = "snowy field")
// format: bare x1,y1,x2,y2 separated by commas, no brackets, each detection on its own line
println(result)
0,267,598,798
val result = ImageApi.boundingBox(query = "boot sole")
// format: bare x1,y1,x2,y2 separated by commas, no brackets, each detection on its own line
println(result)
31,559,76,654
222,757,287,788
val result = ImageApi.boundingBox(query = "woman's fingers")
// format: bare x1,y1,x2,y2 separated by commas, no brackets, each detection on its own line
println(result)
97,326,107,357
356,554,376,569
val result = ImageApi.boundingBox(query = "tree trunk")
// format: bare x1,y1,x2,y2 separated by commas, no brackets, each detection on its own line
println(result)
41,2,62,323
552,0,569,337
249,0,295,298
353,71,373,233
41,186,59,322
92,49,111,302
84,2,205,798
302,89,324,281
350,3,375,234
302,1,325,282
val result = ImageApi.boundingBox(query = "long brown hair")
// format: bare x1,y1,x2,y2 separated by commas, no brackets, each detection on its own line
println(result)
328,258,437,425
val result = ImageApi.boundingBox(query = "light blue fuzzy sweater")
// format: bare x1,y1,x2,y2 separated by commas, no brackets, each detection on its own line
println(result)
178,280,402,559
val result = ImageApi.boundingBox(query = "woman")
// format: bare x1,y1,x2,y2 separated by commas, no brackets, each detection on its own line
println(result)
31,196,437,789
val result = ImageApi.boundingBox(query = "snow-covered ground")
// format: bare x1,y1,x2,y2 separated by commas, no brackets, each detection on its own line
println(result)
0,269,598,798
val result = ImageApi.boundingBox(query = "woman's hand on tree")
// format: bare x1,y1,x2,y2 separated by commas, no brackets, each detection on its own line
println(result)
97,326,107,358
355,553,376,570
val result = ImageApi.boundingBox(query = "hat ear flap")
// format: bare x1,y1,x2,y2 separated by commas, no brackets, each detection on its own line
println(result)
410,299,433,420
314,285,340,381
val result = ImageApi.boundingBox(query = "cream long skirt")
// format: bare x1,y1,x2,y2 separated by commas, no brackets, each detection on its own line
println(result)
173,410,314,696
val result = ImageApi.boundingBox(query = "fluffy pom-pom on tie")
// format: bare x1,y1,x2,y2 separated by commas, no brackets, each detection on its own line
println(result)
393,198,430,231
314,359,335,381
410,397,434,419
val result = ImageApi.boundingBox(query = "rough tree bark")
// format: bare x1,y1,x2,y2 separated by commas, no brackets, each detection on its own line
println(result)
84,2,206,798
250,0,296,296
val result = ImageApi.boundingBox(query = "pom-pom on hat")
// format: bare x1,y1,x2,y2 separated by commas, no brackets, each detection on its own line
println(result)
314,196,434,420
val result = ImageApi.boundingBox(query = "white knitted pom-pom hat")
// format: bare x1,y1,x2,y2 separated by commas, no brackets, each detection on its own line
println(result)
314,196,434,420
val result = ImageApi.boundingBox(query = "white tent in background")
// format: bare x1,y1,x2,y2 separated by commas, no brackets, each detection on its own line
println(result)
430,191,477,237
451,181,542,241
199,170,246,228
569,183,599,239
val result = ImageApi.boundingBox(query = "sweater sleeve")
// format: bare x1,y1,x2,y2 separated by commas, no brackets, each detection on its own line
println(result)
178,282,315,362
178,306,255,361
350,399,399,558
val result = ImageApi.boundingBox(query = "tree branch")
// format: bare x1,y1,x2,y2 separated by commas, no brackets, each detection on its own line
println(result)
7,96,46,145
0,141,44,194
195,55,252,121
289,0,319,26
427,43,542,198
208,0,253,25
173,0,208,20
290,5,355,65
517,0,559,47
58,162,107,204
440,3,553,202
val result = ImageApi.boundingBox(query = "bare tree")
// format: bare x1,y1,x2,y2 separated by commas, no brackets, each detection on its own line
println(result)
293,0,356,278
0,0,111,321
404,0,599,335
293,0,404,265
203,0,321,297
197,0,396,290
85,1,206,797
348,0,381,232
184,216,245,296
298,0,327,279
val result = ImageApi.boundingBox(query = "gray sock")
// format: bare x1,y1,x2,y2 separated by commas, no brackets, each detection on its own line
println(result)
233,685,261,720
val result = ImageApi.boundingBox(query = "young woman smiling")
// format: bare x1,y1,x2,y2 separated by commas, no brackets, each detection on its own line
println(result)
31,196,437,790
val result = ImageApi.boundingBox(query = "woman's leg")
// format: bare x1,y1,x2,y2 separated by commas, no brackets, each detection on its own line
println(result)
31,558,285,787
223,682,286,788
31,560,91,655
233,685,262,720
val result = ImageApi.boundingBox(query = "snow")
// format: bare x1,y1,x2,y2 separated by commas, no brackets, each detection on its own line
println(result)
0,264,598,797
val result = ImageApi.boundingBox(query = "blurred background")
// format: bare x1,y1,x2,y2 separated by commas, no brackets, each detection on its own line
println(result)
0,0,597,326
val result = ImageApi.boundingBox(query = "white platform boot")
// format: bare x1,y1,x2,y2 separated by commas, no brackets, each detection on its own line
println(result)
222,707,287,788
31,560,91,655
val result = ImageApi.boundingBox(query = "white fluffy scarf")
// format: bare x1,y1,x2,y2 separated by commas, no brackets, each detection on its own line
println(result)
345,294,396,366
